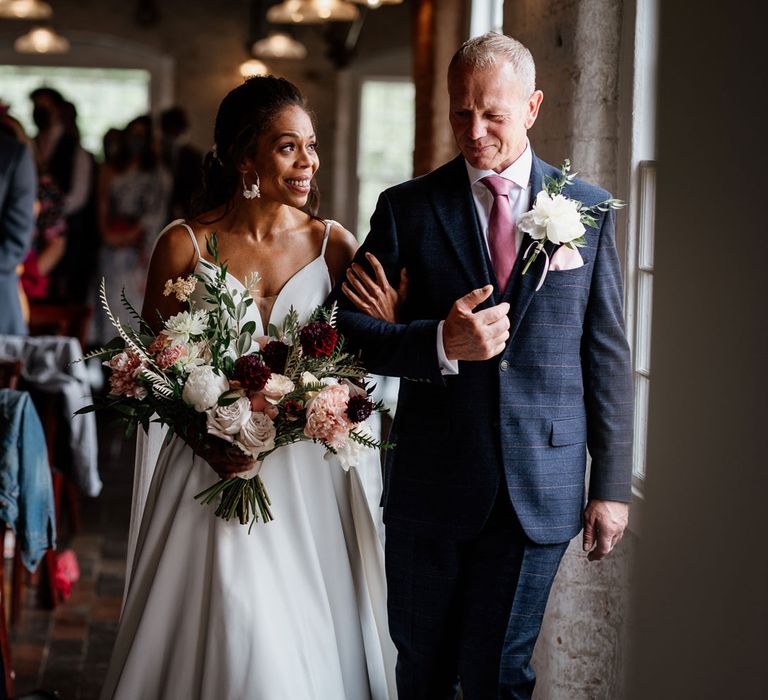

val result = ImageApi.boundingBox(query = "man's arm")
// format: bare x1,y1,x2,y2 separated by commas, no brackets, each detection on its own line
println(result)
333,191,510,380
332,192,446,381
580,208,634,560
0,142,37,274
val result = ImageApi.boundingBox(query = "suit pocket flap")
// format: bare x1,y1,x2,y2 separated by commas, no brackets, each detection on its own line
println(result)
550,416,587,446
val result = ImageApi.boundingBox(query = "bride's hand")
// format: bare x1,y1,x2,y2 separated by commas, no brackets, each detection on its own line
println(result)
342,252,408,324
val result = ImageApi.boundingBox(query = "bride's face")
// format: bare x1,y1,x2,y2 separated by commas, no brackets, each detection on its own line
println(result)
249,105,319,207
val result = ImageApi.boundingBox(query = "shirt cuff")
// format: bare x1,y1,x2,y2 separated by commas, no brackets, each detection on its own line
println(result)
436,320,459,375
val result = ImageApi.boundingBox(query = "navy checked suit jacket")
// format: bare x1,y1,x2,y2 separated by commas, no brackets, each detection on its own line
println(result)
334,153,633,544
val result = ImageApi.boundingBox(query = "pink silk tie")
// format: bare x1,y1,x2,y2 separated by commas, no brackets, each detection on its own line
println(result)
480,175,517,292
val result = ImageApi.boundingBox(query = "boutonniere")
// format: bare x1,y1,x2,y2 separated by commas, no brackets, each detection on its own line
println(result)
517,160,625,290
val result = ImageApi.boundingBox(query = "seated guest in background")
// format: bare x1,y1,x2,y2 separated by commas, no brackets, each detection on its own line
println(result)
160,105,203,220
29,87,96,304
91,115,170,344
0,104,37,334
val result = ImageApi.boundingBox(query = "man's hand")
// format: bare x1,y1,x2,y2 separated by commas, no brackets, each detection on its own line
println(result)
443,285,510,361
582,499,629,561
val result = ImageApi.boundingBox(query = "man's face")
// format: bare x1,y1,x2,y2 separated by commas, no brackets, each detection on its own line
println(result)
448,61,543,172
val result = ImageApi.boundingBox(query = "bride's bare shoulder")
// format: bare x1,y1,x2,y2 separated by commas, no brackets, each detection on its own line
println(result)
322,219,358,280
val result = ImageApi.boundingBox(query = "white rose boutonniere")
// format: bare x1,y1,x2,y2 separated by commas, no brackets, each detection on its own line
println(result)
518,160,625,290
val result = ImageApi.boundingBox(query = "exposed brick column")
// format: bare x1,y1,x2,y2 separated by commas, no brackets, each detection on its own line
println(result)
412,0,468,176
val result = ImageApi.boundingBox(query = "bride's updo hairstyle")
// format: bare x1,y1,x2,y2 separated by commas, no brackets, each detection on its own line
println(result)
196,75,319,218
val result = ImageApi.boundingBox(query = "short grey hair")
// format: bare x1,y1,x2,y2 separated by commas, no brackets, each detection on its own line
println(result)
448,32,537,96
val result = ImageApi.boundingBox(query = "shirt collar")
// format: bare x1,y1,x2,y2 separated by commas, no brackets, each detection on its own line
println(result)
464,141,532,191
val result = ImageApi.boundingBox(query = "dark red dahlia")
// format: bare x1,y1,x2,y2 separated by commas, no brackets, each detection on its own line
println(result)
233,355,272,391
299,321,338,358
262,340,290,374
346,394,373,423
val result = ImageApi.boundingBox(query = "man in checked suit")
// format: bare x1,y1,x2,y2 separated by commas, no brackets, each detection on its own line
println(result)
335,32,633,699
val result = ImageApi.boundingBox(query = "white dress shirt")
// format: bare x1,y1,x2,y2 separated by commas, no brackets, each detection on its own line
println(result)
436,143,533,374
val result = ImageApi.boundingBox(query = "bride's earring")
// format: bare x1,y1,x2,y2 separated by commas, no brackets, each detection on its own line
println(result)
242,172,261,200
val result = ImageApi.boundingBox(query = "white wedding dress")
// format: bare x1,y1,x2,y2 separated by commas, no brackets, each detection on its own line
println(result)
100,221,397,700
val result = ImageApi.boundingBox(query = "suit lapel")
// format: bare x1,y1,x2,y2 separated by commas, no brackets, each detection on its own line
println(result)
429,156,495,296
506,154,557,342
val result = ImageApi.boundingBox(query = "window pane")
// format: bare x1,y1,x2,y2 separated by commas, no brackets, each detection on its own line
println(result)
0,65,150,157
633,374,650,480
356,80,414,240
636,271,653,375
638,160,656,270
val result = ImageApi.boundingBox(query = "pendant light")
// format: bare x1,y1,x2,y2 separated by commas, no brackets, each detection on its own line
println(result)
267,0,359,25
14,26,70,53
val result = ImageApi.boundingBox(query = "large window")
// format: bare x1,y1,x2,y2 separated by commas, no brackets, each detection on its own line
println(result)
355,79,415,240
470,0,504,36
0,65,150,156
622,0,659,489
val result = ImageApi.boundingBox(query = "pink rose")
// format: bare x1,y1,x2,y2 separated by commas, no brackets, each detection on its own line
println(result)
206,397,252,443
236,411,277,458
249,392,279,420
304,384,352,449
104,351,147,399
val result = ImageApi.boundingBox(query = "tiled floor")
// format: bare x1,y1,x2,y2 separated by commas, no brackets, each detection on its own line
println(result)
8,421,134,699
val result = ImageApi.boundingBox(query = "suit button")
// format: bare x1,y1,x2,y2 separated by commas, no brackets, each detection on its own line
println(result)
499,360,509,372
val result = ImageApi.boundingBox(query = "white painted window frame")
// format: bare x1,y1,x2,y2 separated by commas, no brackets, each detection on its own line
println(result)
618,0,659,528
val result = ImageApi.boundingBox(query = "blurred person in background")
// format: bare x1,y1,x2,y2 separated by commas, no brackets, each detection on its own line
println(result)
91,115,170,344
160,105,203,220
29,87,96,304
0,103,37,334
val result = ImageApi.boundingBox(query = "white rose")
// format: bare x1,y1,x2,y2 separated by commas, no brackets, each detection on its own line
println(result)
518,191,586,245
235,411,277,457
263,374,295,405
182,365,229,412
206,397,253,443
164,309,209,343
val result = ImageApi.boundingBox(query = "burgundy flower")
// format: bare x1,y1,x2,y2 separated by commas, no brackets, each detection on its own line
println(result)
346,394,373,423
262,340,290,374
233,355,272,392
299,322,338,359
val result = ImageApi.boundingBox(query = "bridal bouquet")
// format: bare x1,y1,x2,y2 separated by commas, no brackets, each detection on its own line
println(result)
79,235,390,529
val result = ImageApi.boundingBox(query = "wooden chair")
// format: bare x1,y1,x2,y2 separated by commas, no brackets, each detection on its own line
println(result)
0,370,21,697
26,302,93,535
0,362,21,391
27,303,93,346
21,304,93,615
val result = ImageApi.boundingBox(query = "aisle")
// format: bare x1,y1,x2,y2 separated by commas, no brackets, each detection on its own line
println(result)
9,421,134,699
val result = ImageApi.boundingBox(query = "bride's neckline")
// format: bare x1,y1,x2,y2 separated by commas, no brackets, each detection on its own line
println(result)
197,252,327,331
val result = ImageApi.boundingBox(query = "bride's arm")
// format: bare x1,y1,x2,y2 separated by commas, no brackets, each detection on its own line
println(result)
342,252,408,324
141,225,199,335
324,222,407,324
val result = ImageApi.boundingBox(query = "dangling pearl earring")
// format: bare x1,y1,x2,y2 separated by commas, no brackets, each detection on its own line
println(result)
242,172,261,199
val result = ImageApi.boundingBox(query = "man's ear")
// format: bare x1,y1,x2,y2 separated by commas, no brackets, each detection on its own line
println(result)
525,90,544,130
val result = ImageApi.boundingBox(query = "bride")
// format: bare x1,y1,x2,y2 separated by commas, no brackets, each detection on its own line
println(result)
100,76,397,700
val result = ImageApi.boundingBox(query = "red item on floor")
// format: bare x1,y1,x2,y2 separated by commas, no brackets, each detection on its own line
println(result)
54,549,80,599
